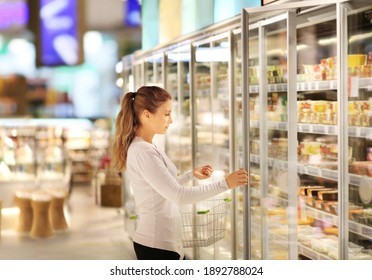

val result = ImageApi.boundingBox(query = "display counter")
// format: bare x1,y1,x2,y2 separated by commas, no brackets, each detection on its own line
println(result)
0,118,93,209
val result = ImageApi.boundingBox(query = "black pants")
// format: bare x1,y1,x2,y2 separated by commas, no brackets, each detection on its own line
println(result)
133,242,182,260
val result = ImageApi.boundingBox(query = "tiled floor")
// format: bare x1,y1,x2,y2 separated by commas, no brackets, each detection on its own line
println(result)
0,186,137,260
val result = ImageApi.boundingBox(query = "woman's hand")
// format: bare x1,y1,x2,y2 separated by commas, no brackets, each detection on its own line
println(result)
225,168,248,189
193,165,213,180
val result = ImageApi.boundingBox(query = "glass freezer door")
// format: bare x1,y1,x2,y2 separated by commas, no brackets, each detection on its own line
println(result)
193,35,232,259
243,0,372,260
144,54,164,87
346,1,372,260
233,30,244,260
165,47,192,176
246,14,295,260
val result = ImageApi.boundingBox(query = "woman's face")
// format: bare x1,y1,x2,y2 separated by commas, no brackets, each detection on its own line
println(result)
148,99,173,134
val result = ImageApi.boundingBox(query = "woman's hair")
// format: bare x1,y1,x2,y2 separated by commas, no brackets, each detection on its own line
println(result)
112,86,172,171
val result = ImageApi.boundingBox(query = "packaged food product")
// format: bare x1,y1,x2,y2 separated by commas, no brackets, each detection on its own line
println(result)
298,186,324,196
324,201,338,214
306,187,327,206
327,56,337,69
303,65,314,81
318,190,338,201
367,147,372,161
366,52,372,65
358,179,372,204
313,101,327,113
348,54,367,67
303,141,321,155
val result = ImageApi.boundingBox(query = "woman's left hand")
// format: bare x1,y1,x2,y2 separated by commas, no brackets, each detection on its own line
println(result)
193,165,213,180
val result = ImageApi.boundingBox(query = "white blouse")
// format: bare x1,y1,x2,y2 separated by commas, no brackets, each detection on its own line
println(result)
126,136,229,259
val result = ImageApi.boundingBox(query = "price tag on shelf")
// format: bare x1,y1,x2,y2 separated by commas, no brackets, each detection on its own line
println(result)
348,126,357,137
277,83,286,92
313,125,325,134
297,164,305,174
278,122,287,130
362,226,372,237
327,125,337,135
300,124,310,132
308,166,321,177
349,222,358,232
322,169,338,181
360,127,367,138
316,211,322,220
348,76,359,97
349,174,361,186
352,126,361,137
332,216,338,226
302,245,317,260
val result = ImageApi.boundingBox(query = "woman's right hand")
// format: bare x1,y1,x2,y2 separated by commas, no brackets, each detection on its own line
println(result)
225,168,248,189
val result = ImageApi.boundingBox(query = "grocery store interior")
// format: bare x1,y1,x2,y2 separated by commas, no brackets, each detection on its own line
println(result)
1,0,372,260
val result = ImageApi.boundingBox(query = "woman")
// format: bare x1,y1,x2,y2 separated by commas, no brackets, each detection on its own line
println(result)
112,86,248,260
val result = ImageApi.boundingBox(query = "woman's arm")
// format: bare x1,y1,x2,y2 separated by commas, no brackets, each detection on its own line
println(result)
136,147,229,204
177,171,193,186
178,165,213,185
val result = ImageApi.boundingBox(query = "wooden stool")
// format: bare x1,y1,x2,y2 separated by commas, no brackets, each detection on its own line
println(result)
0,198,2,235
14,190,33,233
30,192,54,238
48,189,68,231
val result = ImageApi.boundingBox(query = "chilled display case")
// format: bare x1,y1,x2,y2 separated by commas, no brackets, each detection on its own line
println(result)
121,0,372,260
242,0,372,260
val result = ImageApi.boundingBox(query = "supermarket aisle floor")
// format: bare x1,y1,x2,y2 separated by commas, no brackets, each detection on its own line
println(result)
0,186,136,260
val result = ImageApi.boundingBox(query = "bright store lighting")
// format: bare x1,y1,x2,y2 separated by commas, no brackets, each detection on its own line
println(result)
116,77,124,88
297,44,308,51
128,75,135,92
318,37,337,46
84,31,103,55
8,38,30,54
1,207,20,216
115,61,123,73
195,47,229,62
167,52,190,62
267,48,285,56
318,32,372,46
349,32,372,43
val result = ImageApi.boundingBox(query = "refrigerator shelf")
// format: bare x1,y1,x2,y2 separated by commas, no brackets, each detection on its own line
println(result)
248,77,372,94
251,121,372,139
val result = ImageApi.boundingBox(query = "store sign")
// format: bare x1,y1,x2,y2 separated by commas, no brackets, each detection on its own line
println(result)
125,0,141,27
40,0,80,66
0,1,28,30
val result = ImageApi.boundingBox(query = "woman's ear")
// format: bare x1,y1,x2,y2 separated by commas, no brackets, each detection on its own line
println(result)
142,110,151,119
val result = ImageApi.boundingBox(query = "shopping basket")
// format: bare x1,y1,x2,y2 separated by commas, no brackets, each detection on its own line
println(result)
180,197,231,248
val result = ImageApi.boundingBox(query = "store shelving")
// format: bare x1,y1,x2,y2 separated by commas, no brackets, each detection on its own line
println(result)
0,119,95,207
64,130,92,186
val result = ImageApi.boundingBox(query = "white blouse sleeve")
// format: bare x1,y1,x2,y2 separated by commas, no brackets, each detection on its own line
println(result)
135,146,229,204
177,171,193,186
